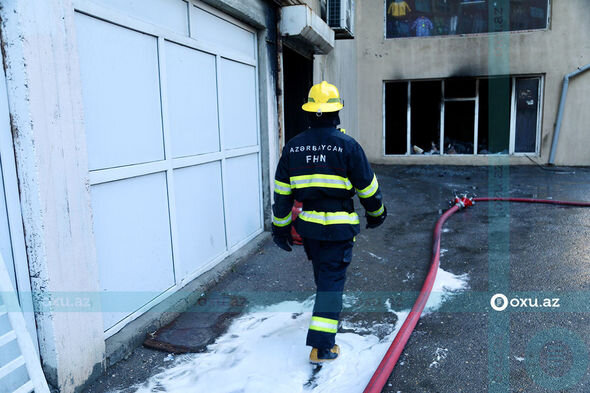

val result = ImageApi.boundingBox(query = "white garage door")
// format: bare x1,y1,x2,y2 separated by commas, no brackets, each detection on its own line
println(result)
74,0,263,333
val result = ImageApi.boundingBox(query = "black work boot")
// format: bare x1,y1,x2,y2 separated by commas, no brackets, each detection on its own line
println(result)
309,344,340,363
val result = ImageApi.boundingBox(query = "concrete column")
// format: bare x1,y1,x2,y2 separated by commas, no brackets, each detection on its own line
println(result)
0,0,105,391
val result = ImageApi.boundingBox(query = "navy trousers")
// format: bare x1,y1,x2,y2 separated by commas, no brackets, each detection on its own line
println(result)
303,238,354,349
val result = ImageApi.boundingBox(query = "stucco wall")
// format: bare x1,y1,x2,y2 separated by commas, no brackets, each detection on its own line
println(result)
0,0,105,391
315,39,359,141
354,0,590,165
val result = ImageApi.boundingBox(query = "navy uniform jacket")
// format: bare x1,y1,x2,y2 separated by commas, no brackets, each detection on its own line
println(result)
272,127,385,241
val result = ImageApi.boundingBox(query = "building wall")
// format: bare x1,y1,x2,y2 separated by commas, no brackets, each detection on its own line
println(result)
0,0,105,390
355,0,590,165
296,0,359,141
315,39,359,141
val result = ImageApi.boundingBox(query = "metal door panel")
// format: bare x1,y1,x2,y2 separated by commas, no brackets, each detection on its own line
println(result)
91,173,175,330
219,59,258,150
89,0,189,36
165,41,220,158
75,13,164,171
224,154,261,248
190,5,255,60
173,162,226,280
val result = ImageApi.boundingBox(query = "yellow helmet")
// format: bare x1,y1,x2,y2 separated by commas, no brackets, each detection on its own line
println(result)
301,81,343,113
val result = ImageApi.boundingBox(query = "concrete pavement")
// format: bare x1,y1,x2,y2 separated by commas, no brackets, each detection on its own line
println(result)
84,165,590,393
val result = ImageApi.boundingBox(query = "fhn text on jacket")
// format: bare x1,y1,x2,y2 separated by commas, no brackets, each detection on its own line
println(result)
271,81,387,364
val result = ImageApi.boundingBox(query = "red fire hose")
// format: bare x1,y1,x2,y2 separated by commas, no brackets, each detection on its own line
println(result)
363,196,590,393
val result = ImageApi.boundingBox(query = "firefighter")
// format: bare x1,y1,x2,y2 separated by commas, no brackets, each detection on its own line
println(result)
271,81,387,363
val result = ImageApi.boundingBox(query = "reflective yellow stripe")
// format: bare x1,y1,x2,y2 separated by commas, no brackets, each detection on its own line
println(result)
298,210,360,225
290,174,352,190
274,180,292,195
356,175,379,199
367,204,385,217
309,316,338,334
272,213,292,227
326,97,342,103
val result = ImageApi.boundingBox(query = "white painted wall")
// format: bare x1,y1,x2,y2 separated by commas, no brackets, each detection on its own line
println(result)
0,0,105,391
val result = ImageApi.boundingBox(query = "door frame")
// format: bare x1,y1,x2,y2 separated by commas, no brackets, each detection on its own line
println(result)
0,60,39,351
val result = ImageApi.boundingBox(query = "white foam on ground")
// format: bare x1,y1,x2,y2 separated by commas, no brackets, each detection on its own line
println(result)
424,267,469,313
119,267,468,393
367,252,383,260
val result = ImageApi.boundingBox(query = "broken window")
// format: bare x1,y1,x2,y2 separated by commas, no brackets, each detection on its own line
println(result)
443,78,477,154
384,76,542,156
385,0,549,39
384,82,408,155
478,77,511,154
410,81,441,154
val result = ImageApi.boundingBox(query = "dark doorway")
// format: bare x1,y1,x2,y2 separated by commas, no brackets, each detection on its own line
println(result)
283,46,313,142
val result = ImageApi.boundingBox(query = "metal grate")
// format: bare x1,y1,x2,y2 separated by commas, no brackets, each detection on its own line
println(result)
0,255,50,393
327,0,341,28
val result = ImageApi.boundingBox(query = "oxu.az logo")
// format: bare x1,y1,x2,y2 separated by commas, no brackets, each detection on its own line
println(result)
490,293,560,312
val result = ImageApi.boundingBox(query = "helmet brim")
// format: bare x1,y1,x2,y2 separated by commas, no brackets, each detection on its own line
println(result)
301,102,343,113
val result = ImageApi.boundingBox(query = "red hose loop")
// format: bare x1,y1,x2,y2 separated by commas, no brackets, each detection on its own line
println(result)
363,204,460,393
363,197,590,393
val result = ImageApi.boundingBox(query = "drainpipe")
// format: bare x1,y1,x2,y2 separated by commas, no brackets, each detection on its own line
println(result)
549,63,590,165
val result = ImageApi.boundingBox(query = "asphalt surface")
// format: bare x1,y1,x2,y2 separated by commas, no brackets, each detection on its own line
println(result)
84,165,590,393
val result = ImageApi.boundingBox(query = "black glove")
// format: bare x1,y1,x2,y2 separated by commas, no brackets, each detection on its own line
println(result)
272,230,293,252
366,206,387,229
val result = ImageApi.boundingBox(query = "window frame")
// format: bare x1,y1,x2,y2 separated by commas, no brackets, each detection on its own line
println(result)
383,0,552,40
382,75,544,157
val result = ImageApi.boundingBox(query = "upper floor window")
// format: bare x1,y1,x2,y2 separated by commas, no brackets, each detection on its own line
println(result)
385,0,549,39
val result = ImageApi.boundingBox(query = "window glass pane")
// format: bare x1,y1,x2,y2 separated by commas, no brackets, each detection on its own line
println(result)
478,77,511,154
445,101,475,154
410,81,442,154
445,78,476,98
385,82,409,155
514,78,539,153
511,0,548,30
385,0,549,38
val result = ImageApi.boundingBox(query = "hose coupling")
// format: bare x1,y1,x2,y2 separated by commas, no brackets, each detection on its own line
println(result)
453,195,474,209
